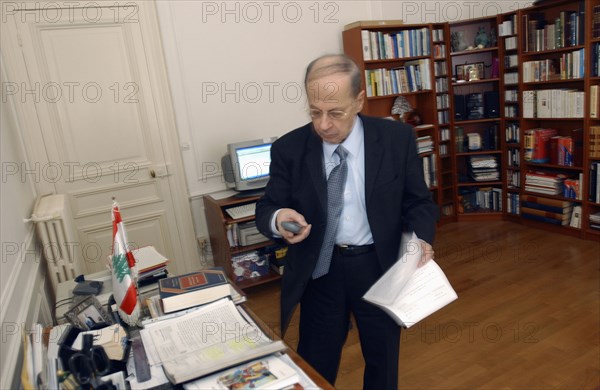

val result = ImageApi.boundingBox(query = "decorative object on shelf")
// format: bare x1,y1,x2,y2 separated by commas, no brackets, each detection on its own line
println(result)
489,28,497,47
474,27,489,48
406,111,423,126
468,66,480,81
451,31,468,52
391,95,413,122
490,58,500,78
456,62,484,82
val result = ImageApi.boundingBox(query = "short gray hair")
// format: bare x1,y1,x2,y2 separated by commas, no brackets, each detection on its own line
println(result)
304,54,361,98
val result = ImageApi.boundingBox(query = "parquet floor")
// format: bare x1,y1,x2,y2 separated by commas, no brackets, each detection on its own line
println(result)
245,221,600,389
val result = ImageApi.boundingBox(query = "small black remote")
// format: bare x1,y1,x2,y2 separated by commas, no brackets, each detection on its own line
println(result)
281,221,302,234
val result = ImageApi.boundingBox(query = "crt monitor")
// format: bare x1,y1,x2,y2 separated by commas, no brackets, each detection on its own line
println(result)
221,137,277,193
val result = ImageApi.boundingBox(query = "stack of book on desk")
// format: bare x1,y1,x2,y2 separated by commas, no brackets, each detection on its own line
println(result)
132,246,170,286
146,268,246,317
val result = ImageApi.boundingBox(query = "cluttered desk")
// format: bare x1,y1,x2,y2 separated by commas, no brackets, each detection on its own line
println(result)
46,264,333,390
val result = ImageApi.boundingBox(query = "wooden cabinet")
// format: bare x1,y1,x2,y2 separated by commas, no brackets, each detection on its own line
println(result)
203,194,281,289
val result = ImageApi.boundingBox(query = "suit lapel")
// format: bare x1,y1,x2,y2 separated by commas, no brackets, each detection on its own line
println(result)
306,127,327,212
363,117,383,206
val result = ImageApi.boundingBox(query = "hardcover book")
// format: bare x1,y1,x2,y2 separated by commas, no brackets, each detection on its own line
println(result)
159,269,231,313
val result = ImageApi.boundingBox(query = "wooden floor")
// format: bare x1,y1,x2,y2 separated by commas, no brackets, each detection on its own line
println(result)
244,221,600,390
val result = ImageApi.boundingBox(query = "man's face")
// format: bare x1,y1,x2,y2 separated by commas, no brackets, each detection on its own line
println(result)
306,73,364,144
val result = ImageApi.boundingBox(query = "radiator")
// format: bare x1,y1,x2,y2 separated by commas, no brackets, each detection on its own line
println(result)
29,194,81,292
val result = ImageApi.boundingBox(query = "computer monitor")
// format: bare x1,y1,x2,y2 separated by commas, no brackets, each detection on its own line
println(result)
221,137,277,194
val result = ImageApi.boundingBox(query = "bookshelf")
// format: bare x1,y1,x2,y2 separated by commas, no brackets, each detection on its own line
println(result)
517,0,587,237
342,22,457,224
586,0,600,238
342,1,600,240
203,194,282,289
449,16,503,219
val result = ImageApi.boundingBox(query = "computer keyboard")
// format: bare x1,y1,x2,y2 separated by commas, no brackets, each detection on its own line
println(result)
225,202,256,219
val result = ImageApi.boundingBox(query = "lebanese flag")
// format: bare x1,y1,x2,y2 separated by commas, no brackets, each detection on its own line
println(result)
111,200,138,315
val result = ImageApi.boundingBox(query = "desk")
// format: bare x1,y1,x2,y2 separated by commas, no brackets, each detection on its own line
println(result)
54,273,333,389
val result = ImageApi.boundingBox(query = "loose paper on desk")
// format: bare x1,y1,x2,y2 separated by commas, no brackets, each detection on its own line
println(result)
141,298,286,384
363,232,458,328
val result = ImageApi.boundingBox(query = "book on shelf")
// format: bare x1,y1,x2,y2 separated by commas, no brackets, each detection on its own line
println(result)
569,205,582,228
158,269,231,313
363,232,457,328
520,206,572,226
140,298,287,384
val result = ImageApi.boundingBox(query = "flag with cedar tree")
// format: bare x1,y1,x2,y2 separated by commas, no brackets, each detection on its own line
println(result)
111,199,138,317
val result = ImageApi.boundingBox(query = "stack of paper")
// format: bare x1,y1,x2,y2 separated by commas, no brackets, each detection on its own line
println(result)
133,246,170,286
363,232,458,328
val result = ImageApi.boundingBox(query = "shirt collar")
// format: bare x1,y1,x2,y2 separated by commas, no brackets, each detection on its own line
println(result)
323,116,364,159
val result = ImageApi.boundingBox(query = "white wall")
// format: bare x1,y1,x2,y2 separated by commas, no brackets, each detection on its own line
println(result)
156,0,375,237
156,0,534,240
0,54,52,389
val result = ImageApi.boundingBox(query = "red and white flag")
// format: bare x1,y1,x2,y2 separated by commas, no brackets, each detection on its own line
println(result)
111,200,138,315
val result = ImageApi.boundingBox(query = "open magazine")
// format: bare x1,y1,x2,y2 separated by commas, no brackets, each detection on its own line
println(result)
363,232,458,328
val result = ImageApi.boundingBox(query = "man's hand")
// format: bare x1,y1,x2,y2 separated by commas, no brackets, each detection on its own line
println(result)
276,208,311,244
418,239,434,267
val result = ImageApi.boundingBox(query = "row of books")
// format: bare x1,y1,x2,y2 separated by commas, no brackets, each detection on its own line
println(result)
364,59,432,97
520,194,575,227
522,49,585,82
593,5,600,39
226,221,269,247
523,128,583,167
522,90,584,119
468,155,499,182
143,269,315,388
590,43,600,77
524,9,584,53
505,122,520,143
507,148,520,168
524,170,581,200
591,85,599,119
507,169,520,189
360,27,431,61
422,154,437,189
507,192,520,215
590,162,600,204
458,187,502,213
590,126,600,159
499,14,517,36
590,211,600,231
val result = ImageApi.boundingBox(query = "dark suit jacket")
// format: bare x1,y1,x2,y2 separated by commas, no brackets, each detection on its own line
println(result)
255,115,439,333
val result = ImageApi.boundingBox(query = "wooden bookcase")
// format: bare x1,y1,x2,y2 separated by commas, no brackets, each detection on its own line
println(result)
342,22,457,225
203,194,281,289
586,0,600,240
448,16,503,220
342,0,599,240
517,0,587,238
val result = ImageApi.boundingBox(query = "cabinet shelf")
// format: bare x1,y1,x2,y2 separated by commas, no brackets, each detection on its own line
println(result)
523,162,583,171
521,44,585,57
456,150,502,156
451,47,499,56
458,181,502,186
455,118,500,125
523,79,584,86
453,78,500,86
364,55,431,65
522,191,582,203
204,194,281,290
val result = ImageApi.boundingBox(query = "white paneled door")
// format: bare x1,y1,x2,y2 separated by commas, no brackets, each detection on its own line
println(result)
2,1,199,276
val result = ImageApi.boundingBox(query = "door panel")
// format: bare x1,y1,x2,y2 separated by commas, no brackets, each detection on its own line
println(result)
5,2,198,276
